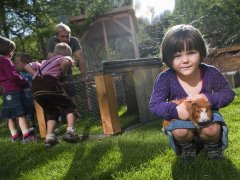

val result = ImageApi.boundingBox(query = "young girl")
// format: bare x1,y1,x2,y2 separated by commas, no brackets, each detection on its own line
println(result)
149,25,235,161
0,36,37,143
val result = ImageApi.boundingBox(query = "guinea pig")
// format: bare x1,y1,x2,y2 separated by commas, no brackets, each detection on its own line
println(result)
162,98,212,129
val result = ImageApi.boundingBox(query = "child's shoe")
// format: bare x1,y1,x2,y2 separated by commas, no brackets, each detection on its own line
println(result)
11,132,22,142
180,143,196,161
29,126,36,133
64,131,80,143
22,131,37,143
45,138,58,148
204,142,223,160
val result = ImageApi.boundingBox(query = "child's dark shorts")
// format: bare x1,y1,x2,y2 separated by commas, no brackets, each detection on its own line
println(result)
163,111,228,155
1,90,33,120
32,75,76,121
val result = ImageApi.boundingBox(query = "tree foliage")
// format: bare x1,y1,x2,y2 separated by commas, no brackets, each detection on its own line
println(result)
1,0,240,60
137,11,171,58
170,0,240,48
0,0,113,59
137,0,240,58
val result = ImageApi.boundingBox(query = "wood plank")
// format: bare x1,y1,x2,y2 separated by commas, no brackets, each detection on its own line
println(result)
69,6,135,23
34,101,46,138
94,74,121,135
205,54,240,73
129,14,140,58
112,18,131,33
146,67,161,120
122,72,138,113
216,45,240,54
133,69,148,122
133,67,161,122
102,21,110,60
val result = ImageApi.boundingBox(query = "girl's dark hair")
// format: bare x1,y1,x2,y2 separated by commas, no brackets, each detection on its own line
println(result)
160,24,207,68
16,53,32,64
0,36,16,56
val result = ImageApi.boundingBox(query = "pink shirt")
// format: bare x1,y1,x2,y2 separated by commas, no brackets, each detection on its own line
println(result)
0,55,28,93
29,55,73,79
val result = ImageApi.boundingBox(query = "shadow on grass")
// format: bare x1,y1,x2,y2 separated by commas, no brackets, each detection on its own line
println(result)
63,140,169,179
63,120,169,179
172,155,240,180
0,119,167,179
0,141,72,178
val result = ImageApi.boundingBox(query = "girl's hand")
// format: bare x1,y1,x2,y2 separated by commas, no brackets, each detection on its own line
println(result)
176,102,190,120
186,94,208,101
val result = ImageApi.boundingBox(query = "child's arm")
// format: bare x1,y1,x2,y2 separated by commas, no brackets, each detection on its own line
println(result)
203,67,235,108
149,72,179,120
3,59,29,88
60,56,74,75
24,64,36,75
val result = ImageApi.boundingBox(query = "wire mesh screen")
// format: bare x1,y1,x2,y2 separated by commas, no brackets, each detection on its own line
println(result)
63,71,139,121
113,72,138,113
63,73,100,120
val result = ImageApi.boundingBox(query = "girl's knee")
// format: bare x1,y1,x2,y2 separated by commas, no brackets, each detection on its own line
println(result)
172,128,194,139
200,123,221,140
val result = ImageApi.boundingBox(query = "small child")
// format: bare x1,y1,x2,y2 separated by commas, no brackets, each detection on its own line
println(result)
149,24,235,161
25,42,79,147
15,53,36,132
0,36,37,143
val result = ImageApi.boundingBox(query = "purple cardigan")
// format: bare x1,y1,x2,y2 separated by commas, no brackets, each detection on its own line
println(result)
0,56,28,93
149,63,235,120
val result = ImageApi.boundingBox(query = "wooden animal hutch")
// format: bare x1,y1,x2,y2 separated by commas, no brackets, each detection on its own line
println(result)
35,5,163,138
69,5,140,71
69,5,162,128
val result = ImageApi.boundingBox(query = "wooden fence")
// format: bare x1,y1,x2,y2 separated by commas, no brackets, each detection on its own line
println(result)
205,45,240,72
204,45,240,88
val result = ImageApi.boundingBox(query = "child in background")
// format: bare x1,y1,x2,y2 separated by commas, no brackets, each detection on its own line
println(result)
0,36,37,143
149,24,235,161
15,53,36,132
25,42,79,147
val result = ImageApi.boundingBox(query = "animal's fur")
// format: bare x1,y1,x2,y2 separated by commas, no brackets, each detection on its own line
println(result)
162,98,212,129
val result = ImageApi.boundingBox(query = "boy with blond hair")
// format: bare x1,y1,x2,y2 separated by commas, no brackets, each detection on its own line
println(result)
25,42,79,147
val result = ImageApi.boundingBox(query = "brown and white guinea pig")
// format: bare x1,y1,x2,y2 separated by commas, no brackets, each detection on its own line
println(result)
162,98,212,129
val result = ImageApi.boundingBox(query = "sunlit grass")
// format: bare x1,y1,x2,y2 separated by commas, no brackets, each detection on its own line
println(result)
118,106,127,116
0,88,240,179
71,65,81,75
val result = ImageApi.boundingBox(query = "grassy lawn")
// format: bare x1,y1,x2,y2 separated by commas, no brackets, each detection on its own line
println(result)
0,88,240,179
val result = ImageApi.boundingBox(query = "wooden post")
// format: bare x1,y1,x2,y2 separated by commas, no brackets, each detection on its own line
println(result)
34,101,46,138
94,73,121,135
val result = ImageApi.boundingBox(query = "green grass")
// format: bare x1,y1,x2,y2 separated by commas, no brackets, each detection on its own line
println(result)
0,89,240,179
72,65,80,75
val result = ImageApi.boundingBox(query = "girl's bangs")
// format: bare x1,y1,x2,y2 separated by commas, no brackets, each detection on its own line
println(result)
173,33,195,53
